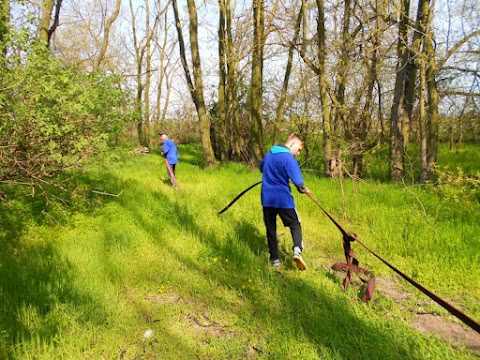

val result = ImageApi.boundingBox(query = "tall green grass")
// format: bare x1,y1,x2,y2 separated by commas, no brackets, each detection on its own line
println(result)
0,144,478,359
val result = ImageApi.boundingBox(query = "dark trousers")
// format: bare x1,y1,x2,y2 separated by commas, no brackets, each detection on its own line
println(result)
263,207,303,262
167,164,176,184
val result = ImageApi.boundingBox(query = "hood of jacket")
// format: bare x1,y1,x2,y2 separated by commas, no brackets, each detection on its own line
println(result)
269,145,290,154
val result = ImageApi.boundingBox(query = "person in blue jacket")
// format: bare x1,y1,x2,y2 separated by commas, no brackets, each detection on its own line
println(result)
259,133,310,270
158,130,178,185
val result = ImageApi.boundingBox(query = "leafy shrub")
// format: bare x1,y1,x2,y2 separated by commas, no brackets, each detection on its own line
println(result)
426,164,480,202
0,44,129,189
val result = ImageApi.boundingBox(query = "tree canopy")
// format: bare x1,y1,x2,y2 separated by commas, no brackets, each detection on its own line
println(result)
1,0,479,184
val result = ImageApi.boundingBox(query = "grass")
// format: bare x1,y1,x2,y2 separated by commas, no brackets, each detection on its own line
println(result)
0,143,479,359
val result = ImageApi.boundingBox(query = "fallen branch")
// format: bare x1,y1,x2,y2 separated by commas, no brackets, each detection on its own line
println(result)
92,190,124,197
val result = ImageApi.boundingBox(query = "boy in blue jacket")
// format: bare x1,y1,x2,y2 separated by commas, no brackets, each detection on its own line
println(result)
259,134,310,270
158,130,178,185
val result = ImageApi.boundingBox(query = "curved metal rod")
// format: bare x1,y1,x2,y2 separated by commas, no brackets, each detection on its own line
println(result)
218,181,262,215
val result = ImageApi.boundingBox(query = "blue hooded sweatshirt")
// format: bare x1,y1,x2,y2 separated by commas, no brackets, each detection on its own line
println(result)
162,138,178,165
259,145,304,208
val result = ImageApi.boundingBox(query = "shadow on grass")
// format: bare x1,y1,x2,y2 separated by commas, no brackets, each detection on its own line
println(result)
178,143,205,168
0,152,465,358
231,220,265,256
0,168,129,358
0,238,105,359
121,190,439,359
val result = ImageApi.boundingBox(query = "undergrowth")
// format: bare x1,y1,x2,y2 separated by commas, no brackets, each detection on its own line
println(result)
0,143,478,359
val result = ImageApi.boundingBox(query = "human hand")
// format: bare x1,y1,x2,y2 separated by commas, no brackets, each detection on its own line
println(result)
297,184,311,195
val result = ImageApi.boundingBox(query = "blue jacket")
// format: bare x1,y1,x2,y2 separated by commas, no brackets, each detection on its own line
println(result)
259,145,304,209
162,139,178,165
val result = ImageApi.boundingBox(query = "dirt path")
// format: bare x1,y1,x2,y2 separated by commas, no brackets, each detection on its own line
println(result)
376,277,480,357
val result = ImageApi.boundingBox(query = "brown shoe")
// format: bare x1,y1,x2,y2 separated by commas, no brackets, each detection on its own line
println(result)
293,254,307,270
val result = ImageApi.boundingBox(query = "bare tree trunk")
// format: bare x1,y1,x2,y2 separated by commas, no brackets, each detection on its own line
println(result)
155,11,171,128
456,118,463,153
249,0,265,162
424,3,438,175
419,50,428,183
299,0,332,176
389,98,407,181
93,0,121,70
0,0,9,56
39,0,55,47
135,76,146,146
225,0,242,161
272,1,303,145
334,0,351,138
375,0,387,144
336,0,369,178
419,0,435,182
144,0,153,147
130,0,147,146
172,0,216,167
160,72,172,124
187,0,216,166
404,0,430,150
389,0,410,181
449,123,454,152
217,0,228,160
316,0,332,176
353,0,387,177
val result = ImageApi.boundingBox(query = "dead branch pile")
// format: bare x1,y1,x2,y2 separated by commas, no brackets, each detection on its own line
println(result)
129,147,150,154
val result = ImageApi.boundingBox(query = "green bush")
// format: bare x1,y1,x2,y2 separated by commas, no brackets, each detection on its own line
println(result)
0,44,129,187
426,165,480,203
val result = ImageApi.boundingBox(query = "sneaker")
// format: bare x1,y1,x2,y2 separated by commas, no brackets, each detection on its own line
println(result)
293,253,307,270
271,259,281,268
